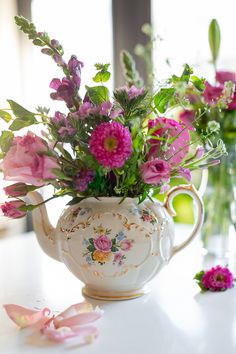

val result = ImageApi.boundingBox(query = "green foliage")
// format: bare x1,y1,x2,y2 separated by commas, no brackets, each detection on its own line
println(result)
7,100,37,131
0,131,14,154
93,63,111,83
190,76,205,92
14,16,37,40
85,86,109,105
154,88,175,113
120,50,144,87
194,270,207,291
0,110,12,123
208,19,221,65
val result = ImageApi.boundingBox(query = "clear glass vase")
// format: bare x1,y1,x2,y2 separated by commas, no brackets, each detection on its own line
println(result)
202,139,236,260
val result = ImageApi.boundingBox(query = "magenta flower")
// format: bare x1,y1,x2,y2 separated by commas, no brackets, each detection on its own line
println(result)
148,118,190,166
94,235,112,252
99,101,112,116
140,158,171,185
216,71,236,84
89,121,132,168
50,78,75,108
1,200,26,219
74,169,95,192
179,110,195,129
203,81,223,106
194,265,235,292
78,102,94,118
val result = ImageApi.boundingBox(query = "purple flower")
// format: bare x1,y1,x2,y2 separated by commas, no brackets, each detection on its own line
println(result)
58,126,76,138
110,109,124,119
127,85,145,99
89,121,132,169
74,169,95,192
50,78,75,108
99,101,112,116
53,54,66,66
51,111,76,139
178,167,191,181
51,111,66,124
78,102,94,118
195,266,235,292
68,55,84,88
140,159,171,185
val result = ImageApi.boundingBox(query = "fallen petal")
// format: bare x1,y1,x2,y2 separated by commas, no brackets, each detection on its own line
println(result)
42,325,98,343
3,304,50,328
54,311,102,329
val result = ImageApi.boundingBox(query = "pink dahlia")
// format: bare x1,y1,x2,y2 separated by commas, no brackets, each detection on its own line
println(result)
89,121,132,168
195,266,235,292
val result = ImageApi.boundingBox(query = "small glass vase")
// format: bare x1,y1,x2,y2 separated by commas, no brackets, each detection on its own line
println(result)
202,139,236,260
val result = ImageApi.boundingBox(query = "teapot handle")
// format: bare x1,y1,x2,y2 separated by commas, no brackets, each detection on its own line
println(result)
163,184,204,257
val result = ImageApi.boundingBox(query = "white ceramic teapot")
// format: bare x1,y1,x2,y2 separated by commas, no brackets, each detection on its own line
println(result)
28,184,203,300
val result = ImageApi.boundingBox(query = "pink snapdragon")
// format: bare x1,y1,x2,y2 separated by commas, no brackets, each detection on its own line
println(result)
89,121,132,168
1,200,26,219
140,159,171,185
67,55,84,88
50,78,75,108
0,131,59,186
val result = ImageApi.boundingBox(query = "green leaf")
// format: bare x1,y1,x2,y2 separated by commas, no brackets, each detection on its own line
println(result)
208,19,221,64
18,204,37,212
154,88,175,113
33,39,45,46
181,64,193,82
7,100,37,131
93,71,111,83
190,76,205,92
67,197,85,205
87,245,95,252
94,63,110,71
85,85,109,105
112,238,117,245
111,246,119,252
0,131,14,153
0,110,12,123
52,169,73,181
194,270,205,281
9,117,36,131
120,50,144,87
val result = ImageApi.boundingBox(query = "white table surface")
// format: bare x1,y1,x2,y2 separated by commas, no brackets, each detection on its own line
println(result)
1,225,236,354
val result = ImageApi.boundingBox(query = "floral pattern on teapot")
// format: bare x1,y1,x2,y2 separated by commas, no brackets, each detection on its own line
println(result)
83,224,134,266
129,207,157,225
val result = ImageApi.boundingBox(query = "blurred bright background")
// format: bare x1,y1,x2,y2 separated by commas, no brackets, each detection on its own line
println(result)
0,0,236,236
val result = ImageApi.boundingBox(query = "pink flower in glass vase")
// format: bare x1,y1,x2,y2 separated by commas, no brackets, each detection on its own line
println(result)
140,158,171,185
94,235,112,252
89,121,132,168
216,71,236,84
0,131,59,186
148,117,190,166
1,200,26,219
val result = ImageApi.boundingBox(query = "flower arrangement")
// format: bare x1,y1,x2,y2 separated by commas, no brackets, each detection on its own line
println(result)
0,17,226,219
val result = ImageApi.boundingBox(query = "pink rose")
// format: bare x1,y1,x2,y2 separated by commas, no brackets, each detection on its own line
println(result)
4,183,29,197
94,235,112,252
140,158,171,185
1,200,26,219
216,71,236,84
0,131,60,186
120,239,133,251
148,118,190,165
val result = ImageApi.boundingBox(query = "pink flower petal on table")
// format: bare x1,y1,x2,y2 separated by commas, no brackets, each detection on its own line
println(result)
42,325,98,344
3,304,50,328
54,302,102,328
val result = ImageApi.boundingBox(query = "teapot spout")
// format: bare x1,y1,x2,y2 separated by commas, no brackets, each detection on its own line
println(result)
27,191,60,262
